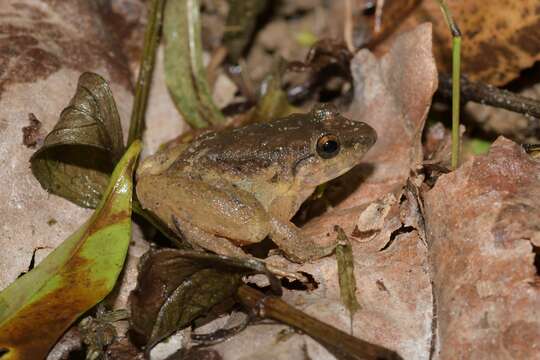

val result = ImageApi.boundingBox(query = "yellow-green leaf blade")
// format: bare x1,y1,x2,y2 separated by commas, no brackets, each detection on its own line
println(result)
0,141,141,359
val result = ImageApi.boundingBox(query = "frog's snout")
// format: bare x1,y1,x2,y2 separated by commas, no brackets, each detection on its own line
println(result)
353,121,377,151
364,122,377,148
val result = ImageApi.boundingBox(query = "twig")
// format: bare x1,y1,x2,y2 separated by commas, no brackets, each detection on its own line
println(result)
237,285,402,360
438,74,540,120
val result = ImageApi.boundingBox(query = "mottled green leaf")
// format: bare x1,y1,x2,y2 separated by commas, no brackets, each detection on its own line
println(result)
163,0,225,128
129,249,280,350
223,0,268,62
30,72,124,208
335,226,360,325
0,141,141,359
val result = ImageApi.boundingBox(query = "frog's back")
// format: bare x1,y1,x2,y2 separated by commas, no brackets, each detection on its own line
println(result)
173,114,316,180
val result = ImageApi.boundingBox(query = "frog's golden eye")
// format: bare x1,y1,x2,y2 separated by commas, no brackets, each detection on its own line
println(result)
316,134,340,159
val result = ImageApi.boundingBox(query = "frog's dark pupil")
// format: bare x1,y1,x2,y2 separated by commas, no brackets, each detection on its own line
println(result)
323,140,338,153
317,135,340,159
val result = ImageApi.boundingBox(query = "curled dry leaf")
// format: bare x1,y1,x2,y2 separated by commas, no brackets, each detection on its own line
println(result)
129,249,280,351
30,72,125,209
0,141,140,359
423,137,540,358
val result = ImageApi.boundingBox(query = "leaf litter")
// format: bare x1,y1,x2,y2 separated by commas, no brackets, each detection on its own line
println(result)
1,1,539,360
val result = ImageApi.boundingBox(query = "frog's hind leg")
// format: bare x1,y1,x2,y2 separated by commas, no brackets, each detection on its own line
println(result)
173,215,309,283
172,216,249,259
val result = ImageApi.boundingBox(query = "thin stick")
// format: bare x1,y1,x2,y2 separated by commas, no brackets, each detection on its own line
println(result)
127,0,165,146
237,285,402,360
438,74,540,119
436,0,462,170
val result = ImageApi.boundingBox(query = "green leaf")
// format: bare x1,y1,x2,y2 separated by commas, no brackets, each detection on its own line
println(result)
335,226,360,327
30,72,125,208
163,0,225,129
0,141,141,359
129,249,280,350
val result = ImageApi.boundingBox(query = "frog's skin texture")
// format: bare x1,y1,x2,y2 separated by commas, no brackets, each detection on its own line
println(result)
136,104,377,262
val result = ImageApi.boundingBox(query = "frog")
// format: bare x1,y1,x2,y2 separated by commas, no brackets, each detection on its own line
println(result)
136,103,377,263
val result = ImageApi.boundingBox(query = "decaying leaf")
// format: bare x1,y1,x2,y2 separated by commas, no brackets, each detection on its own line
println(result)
380,0,540,86
30,72,125,209
129,249,280,351
0,140,140,359
301,23,437,246
335,226,360,328
423,137,540,358
163,0,225,129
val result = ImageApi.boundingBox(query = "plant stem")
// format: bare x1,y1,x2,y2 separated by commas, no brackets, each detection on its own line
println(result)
451,35,461,169
436,0,462,170
127,0,165,146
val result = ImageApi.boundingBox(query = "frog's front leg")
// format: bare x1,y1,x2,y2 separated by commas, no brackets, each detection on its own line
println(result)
269,218,337,262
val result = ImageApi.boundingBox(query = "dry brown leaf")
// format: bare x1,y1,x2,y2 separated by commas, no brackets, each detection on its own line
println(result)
390,0,540,86
423,137,540,358
300,23,437,249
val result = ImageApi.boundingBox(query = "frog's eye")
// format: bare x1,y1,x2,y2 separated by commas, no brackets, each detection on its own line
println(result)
316,134,340,159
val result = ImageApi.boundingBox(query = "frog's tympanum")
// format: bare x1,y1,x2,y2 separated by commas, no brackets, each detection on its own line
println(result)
136,104,376,262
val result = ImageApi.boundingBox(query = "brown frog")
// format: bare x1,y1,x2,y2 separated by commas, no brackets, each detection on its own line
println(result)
136,104,376,262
